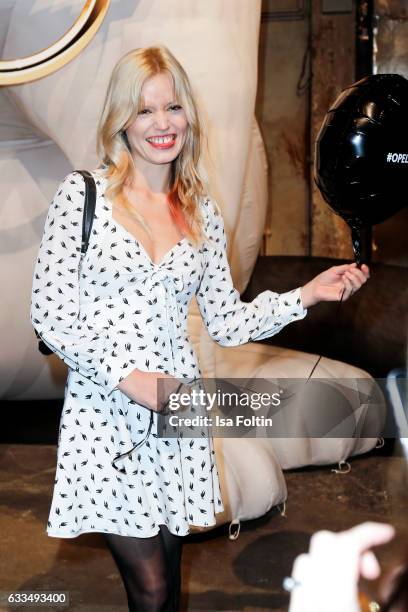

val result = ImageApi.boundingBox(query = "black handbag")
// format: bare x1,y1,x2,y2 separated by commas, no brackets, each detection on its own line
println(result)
35,170,97,355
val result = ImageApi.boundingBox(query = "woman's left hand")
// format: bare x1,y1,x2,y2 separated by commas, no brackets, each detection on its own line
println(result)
300,263,370,309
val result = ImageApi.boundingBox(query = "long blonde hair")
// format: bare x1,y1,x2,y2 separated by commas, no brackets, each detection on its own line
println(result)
96,45,211,247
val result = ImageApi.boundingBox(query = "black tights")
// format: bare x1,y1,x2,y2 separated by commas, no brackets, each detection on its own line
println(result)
102,525,183,612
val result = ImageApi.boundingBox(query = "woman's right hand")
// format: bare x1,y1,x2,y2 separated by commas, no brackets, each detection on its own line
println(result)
117,369,181,412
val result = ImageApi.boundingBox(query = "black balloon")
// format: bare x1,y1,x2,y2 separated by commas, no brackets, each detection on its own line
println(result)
314,74,408,261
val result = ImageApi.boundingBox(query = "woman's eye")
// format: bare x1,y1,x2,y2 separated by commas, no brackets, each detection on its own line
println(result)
138,105,182,115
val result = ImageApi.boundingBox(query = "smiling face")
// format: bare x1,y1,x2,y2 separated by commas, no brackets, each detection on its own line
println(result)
124,71,189,170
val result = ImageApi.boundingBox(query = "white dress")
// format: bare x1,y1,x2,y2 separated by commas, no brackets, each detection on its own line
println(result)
30,168,307,539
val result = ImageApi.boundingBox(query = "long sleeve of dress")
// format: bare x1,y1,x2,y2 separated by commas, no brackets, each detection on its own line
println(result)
195,198,308,346
30,172,148,398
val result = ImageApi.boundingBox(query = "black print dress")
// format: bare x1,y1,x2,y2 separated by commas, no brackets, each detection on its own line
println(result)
30,168,308,538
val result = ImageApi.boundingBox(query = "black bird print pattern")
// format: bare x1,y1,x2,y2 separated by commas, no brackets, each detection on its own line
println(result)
30,169,307,538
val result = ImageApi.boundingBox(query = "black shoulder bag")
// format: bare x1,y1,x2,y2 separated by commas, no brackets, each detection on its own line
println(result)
35,170,97,355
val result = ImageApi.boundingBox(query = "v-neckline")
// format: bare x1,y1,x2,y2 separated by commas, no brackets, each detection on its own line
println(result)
96,171,188,267
110,215,187,267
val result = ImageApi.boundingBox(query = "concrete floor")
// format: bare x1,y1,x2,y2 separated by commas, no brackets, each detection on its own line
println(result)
0,444,407,612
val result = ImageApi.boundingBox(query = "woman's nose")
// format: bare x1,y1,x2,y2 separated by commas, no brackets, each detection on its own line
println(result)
154,110,170,130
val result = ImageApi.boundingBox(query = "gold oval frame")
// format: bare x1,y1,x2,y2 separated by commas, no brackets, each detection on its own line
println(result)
0,0,110,86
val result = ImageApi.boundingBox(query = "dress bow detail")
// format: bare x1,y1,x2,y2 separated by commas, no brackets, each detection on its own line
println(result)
149,268,184,358
150,268,184,293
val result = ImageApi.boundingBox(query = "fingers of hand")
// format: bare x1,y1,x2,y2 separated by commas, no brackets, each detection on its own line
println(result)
157,376,183,411
333,262,370,278
359,550,381,580
342,266,369,296
344,271,360,292
309,530,337,555
342,273,354,298
343,522,395,549
361,263,370,277
288,523,395,612
289,553,314,611
342,522,395,579
346,266,369,285
333,263,354,273
290,533,355,612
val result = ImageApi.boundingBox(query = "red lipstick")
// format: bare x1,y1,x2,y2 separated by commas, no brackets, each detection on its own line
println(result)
146,135,176,149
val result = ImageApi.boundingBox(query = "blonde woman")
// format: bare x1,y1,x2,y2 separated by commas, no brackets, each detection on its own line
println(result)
30,46,370,611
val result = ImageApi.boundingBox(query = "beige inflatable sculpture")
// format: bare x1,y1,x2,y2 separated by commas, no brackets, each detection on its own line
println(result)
1,0,385,537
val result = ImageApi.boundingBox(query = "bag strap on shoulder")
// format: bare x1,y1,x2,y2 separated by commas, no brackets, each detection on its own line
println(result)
35,169,97,355
75,169,97,256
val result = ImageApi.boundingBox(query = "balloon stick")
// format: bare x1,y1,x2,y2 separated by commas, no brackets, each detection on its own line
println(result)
351,223,372,267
